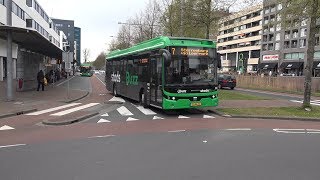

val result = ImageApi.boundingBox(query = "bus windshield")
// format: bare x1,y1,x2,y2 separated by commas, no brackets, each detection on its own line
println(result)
165,57,215,85
80,66,91,73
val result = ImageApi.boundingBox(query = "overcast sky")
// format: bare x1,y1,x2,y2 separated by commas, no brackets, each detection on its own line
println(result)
37,0,149,62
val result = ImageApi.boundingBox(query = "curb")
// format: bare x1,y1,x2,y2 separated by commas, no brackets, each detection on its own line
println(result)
208,109,320,122
64,91,90,103
42,112,99,126
0,108,37,119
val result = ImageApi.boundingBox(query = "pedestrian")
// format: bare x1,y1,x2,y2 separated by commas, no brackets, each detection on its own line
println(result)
37,70,45,91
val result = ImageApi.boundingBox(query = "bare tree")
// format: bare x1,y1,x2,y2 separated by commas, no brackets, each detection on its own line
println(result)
83,48,90,63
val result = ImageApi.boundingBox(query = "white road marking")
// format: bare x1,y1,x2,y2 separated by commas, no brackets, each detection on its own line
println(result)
109,96,125,103
88,135,115,139
226,128,252,131
203,115,215,119
273,128,306,134
126,117,139,121
306,129,320,131
117,106,133,116
0,125,15,131
0,144,26,149
203,140,208,143
290,100,320,106
168,130,186,133
136,106,156,115
50,103,100,116
95,75,106,86
307,132,320,134
97,119,111,123
26,103,82,115
101,113,109,117
153,116,164,120
56,76,75,86
178,115,190,119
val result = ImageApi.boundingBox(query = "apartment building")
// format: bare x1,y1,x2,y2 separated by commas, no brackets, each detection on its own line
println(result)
217,4,263,73
261,0,320,76
0,0,63,90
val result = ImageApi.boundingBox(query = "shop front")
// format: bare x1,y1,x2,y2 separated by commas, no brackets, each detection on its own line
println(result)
279,62,304,76
314,61,320,77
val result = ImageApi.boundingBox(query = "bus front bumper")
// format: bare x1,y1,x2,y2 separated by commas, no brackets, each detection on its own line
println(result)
162,97,218,110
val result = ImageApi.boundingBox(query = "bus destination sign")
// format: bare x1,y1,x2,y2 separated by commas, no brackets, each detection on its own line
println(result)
171,47,209,56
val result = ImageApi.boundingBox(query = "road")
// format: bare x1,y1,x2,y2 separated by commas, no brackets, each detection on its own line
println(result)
1,129,320,180
1,73,320,179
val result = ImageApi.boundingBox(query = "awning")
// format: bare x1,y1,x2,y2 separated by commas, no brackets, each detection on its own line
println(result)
280,62,303,69
314,61,320,69
258,62,278,70
0,25,62,59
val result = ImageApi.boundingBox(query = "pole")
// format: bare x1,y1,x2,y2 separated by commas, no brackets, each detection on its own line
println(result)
6,0,13,101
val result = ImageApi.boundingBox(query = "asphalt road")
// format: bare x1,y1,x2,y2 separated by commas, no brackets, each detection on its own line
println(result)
1,129,320,180
59,74,92,92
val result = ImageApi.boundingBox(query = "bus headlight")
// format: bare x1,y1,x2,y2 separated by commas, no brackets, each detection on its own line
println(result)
172,97,176,100
212,95,216,98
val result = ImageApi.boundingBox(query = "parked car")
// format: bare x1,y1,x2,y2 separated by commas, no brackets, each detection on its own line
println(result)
218,74,236,89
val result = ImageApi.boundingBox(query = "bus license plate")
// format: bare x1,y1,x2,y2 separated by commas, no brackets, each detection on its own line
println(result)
191,102,202,107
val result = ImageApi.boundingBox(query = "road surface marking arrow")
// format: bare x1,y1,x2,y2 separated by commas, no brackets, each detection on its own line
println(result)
101,113,109,117
0,125,15,131
203,115,215,119
97,119,111,123
153,116,164,120
126,117,139,121
178,115,189,119
109,97,125,103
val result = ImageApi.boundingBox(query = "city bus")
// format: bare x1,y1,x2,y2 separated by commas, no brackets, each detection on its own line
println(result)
105,36,221,109
80,63,93,77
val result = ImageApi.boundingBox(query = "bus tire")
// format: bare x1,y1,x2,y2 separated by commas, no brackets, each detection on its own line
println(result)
113,84,118,97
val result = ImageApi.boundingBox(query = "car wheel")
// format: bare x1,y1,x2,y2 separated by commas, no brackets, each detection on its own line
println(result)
230,87,234,90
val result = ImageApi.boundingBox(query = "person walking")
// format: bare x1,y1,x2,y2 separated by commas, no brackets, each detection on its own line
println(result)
37,70,45,91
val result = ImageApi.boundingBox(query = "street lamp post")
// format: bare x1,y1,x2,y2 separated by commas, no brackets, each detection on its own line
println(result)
6,0,13,101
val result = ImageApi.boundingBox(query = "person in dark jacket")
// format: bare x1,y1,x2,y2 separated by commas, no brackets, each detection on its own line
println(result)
37,70,45,91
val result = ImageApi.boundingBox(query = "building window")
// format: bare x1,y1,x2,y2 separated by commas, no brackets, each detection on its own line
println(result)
264,17,269,24
26,0,32,7
301,28,307,37
284,53,304,59
276,33,281,41
275,42,280,50
68,25,71,27
277,14,281,21
269,34,274,41
263,35,268,42
284,41,290,49
300,39,306,48
285,31,290,39
276,23,281,31
262,44,268,51
316,37,320,46
268,43,274,50
292,29,298,38
301,19,307,26
278,4,283,10
264,7,270,14
291,40,298,48
269,25,275,32
314,51,320,58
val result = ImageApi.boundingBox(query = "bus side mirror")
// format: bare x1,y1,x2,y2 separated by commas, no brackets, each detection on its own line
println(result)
160,49,172,67
217,53,222,69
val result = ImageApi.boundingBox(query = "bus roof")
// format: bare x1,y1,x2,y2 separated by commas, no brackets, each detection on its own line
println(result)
106,36,216,60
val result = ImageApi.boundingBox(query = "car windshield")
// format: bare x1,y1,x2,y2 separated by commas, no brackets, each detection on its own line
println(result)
165,57,215,85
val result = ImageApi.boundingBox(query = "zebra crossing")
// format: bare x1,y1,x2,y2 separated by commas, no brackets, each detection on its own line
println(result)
94,101,216,123
290,100,320,106
26,103,100,116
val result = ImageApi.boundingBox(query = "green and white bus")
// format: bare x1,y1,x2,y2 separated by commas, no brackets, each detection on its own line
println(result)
80,63,93,77
105,36,221,109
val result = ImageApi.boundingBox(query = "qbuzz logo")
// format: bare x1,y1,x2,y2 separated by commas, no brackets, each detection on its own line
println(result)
126,72,138,85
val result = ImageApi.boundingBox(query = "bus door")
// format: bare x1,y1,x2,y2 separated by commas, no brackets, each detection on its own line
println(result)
150,56,163,105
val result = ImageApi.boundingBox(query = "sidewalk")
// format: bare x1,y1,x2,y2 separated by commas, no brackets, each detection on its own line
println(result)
0,77,88,117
